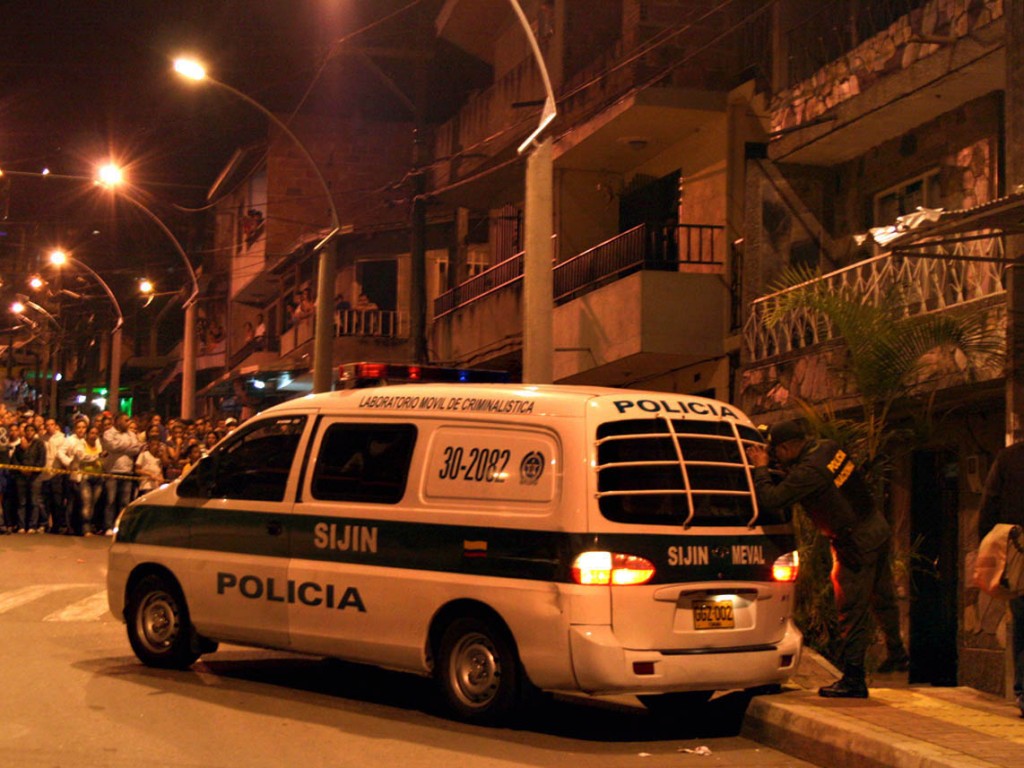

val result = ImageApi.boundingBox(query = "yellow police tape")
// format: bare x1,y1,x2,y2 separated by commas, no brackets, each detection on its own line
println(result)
0,463,153,482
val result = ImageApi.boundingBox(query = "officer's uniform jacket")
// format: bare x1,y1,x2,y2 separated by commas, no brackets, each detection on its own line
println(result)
752,438,889,554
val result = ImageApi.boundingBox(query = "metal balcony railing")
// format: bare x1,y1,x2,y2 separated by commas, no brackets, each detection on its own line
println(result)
743,232,1006,362
433,223,725,319
433,252,526,318
229,309,406,368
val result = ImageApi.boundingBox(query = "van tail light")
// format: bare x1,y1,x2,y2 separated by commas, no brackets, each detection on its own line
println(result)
572,551,655,586
772,550,800,582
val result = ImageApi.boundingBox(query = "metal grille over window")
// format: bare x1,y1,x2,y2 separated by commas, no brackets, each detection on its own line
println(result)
595,418,782,528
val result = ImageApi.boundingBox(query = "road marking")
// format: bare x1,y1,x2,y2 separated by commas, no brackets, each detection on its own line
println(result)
0,584,99,614
44,590,111,622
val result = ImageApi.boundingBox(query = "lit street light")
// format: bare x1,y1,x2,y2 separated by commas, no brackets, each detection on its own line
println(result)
48,249,124,415
95,165,200,418
10,297,62,416
10,297,59,328
174,56,340,394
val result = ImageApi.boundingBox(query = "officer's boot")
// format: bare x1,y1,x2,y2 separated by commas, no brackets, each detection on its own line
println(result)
818,665,868,699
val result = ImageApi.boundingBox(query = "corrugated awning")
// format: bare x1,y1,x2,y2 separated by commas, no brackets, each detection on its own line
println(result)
860,191,1024,256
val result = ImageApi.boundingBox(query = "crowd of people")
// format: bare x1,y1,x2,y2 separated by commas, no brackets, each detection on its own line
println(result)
0,405,241,537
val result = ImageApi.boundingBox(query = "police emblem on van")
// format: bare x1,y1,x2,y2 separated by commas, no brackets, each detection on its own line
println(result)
520,451,545,485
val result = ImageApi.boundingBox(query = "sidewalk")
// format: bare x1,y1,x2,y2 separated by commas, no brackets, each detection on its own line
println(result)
743,651,1024,768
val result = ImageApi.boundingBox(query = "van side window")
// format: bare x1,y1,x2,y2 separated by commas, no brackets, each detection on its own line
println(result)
179,416,306,501
311,423,416,504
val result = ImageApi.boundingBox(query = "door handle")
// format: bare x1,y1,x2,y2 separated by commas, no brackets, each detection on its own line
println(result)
266,520,283,536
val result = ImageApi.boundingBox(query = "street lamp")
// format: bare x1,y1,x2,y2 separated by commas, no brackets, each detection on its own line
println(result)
10,297,62,416
95,165,200,418
48,249,124,415
174,56,340,394
10,297,59,328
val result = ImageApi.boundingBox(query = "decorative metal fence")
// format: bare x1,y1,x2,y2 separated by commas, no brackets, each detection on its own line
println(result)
744,233,1006,362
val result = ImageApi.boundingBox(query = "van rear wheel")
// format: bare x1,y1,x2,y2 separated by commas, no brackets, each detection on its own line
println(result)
126,574,199,669
436,616,520,724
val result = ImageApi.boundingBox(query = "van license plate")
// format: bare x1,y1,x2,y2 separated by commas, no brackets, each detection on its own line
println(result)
693,600,734,630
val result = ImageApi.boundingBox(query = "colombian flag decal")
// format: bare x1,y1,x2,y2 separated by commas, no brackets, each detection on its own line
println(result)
463,540,488,558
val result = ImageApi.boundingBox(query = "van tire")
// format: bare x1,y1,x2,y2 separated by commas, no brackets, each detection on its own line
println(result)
436,616,520,724
126,574,200,669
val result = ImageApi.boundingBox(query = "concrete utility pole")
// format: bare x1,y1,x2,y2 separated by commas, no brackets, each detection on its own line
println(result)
510,0,557,385
1006,2,1024,443
410,32,430,365
522,137,554,383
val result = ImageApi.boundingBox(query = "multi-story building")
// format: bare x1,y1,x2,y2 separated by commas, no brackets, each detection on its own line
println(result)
200,0,1022,698
429,0,771,393
427,0,1022,698
199,113,428,413
741,0,1020,697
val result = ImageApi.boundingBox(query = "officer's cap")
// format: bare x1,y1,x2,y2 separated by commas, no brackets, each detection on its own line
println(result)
768,419,805,445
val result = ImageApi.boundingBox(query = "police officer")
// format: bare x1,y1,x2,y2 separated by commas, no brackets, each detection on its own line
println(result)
745,420,908,698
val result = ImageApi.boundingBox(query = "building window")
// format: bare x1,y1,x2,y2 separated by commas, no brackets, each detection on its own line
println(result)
436,248,489,289
873,170,940,227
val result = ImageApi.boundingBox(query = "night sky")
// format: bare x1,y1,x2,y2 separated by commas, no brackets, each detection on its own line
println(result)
0,0,476,290
1,0,436,195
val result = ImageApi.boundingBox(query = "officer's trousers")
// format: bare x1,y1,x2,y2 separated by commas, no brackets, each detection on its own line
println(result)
831,537,903,676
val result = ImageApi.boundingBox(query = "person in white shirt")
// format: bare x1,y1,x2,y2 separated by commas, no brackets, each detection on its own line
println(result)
101,413,141,535
135,433,166,496
42,418,68,533
59,419,95,535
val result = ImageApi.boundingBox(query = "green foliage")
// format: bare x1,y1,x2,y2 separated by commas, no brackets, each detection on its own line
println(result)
792,511,839,659
767,263,1003,466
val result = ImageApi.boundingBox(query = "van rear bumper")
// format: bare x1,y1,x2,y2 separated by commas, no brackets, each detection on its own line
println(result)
568,620,802,695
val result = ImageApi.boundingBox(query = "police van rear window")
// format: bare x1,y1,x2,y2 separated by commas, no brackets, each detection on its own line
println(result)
595,418,785,527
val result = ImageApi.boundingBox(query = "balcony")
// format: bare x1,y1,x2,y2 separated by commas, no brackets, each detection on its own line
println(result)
215,311,414,391
743,233,1006,364
432,1,772,197
434,223,725,319
431,223,729,383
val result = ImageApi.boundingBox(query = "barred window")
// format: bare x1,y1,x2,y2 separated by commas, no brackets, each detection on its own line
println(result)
596,419,786,527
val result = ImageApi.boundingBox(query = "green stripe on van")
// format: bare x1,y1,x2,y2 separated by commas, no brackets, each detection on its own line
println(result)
118,503,795,584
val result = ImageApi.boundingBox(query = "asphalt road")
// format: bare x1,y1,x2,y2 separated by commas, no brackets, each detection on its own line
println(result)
0,533,817,768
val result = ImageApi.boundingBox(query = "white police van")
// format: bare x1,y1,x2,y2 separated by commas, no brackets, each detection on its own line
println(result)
107,384,801,723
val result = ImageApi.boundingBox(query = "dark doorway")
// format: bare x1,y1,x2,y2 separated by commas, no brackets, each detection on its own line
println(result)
909,449,959,685
356,260,398,311
619,171,681,264
619,171,680,230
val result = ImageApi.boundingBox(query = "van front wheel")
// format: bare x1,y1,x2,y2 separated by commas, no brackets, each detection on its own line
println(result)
126,574,199,669
436,616,520,724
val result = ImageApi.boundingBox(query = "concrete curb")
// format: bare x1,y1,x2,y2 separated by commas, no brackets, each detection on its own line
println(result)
742,691,997,768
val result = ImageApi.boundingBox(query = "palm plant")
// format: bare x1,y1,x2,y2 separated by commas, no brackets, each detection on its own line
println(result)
765,263,1003,468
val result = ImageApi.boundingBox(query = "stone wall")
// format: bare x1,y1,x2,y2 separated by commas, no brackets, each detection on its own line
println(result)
833,95,1001,239
772,0,1004,135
